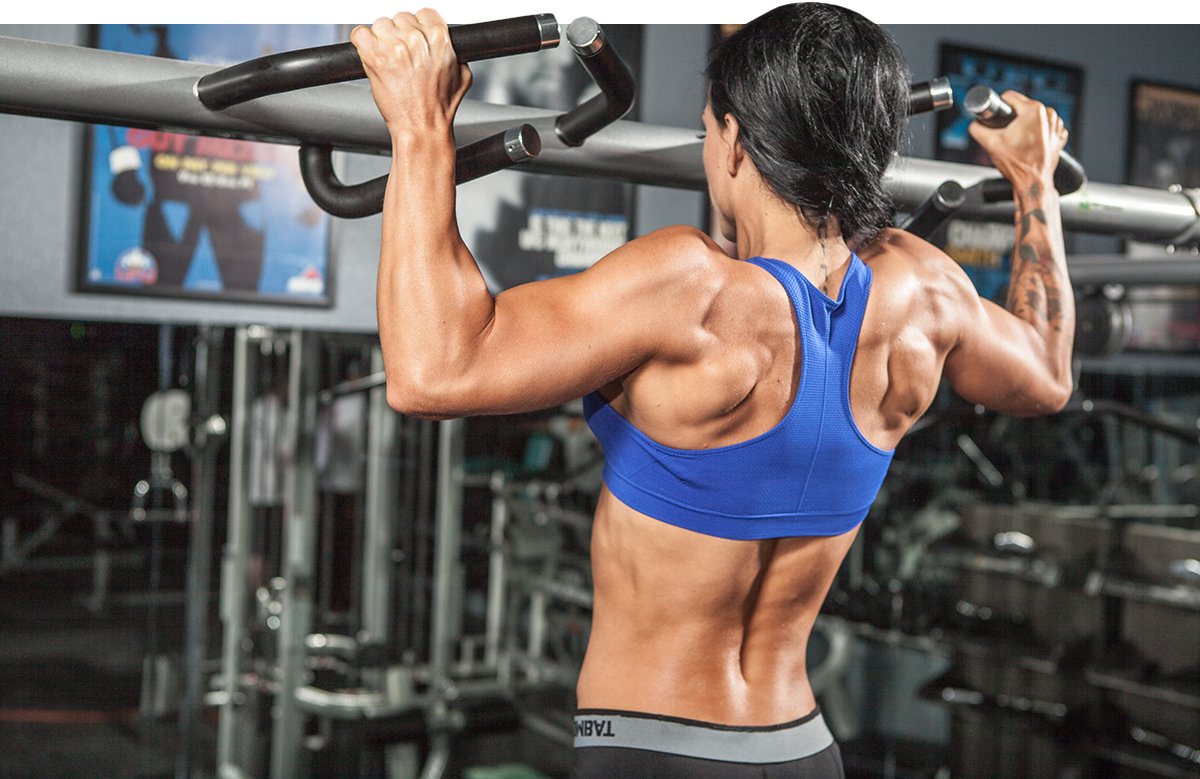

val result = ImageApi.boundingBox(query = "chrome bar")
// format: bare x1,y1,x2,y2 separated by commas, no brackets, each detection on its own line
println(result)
1,36,1197,240
216,326,254,775
271,331,320,779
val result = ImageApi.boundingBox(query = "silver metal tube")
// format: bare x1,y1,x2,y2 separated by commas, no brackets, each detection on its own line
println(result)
216,327,254,774
518,573,595,609
417,734,450,779
177,326,223,779
3,36,1198,240
0,37,389,153
1068,255,1200,286
363,346,397,643
484,472,508,669
887,157,1200,240
430,419,465,696
528,590,547,660
271,330,320,779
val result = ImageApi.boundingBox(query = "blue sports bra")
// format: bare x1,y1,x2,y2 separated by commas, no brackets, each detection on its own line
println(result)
583,254,894,540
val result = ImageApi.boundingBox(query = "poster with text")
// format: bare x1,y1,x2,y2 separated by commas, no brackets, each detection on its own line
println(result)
79,25,339,306
456,25,642,291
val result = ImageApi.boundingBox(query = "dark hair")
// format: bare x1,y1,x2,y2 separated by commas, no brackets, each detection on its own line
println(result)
706,3,910,246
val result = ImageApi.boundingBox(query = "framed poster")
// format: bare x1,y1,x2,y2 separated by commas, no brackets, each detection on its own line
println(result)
456,25,643,291
77,25,340,306
1126,80,1200,191
935,44,1084,302
1123,80,1200,352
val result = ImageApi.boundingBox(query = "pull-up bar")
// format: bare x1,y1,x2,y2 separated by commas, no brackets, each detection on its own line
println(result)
0,34,1197,242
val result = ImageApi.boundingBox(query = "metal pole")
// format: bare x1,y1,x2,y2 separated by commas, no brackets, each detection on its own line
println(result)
1,36,1199,241
217,326,255,775
419,418,465,779
177,326,224,779
271,330,320,779
1067,255,1200,286
483,472,508,670
363,345,398,643
430,418,464,689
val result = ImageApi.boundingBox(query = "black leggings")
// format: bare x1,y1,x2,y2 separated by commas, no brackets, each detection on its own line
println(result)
570,708,845,779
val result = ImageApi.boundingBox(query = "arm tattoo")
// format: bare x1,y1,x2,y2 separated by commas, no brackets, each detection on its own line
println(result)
1007,182,1068,334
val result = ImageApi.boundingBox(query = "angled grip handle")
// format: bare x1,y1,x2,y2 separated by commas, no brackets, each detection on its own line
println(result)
299,124,542,219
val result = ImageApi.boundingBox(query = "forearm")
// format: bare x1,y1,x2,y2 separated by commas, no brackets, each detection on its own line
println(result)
1004,174,1075,389
377,125,495,407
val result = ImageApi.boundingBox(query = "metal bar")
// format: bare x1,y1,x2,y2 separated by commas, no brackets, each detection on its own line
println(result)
2,36,1199,241
418,418,465,779
1068,255,1200,286
528,590,547,660
517,572,595,609
318,370,385,405
177,326,224,779
887,158,1200,242
271,330,320,779
413,420,435,660
362,346,397,644
429,418,465,696
216,326,255,774
484,472,508,669
417,735,450,779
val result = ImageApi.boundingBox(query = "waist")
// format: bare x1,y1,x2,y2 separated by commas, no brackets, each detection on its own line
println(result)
573,707,834,762
577,618,817,722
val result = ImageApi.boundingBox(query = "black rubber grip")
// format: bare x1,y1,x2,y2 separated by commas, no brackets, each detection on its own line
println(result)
298,124,541,219
902,180,966,238
554,19,636,147
299,145,387,220
456,124,543,184
908,78,953,116
198,14,558,110
963,85,1087,198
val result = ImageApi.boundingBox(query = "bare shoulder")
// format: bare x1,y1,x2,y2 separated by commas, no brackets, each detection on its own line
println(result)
858,228,967,284
857,228,981,347
590,224,731,281
576,225,734,315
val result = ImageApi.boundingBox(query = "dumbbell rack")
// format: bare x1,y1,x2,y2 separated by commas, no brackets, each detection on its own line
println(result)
922,502,1200,778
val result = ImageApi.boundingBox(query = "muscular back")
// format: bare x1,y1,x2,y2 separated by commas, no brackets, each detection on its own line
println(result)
577,227,970,724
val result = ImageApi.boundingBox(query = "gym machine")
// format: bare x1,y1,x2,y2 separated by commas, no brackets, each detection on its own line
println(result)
1,32,1199,243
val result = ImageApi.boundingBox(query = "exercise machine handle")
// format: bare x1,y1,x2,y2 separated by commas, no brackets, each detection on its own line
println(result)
197,14,561,110
900,180,965,238
964,85,1086,197
299,124,541,219
554,18,636,147
908,77,954,116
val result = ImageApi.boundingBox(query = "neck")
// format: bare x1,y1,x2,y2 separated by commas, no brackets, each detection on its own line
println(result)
731,194,852,288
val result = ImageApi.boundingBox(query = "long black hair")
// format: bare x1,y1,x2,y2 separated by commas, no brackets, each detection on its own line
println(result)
706,3,910,246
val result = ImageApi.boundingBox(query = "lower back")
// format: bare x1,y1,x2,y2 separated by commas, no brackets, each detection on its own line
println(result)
577,489,857,724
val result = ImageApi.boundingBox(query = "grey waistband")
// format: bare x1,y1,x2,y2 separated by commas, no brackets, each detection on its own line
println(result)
573,709,834,763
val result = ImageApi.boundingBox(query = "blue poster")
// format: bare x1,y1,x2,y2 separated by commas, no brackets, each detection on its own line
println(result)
81,25,339,305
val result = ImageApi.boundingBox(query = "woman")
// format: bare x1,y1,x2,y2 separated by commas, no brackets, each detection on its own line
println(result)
351,4,1073,775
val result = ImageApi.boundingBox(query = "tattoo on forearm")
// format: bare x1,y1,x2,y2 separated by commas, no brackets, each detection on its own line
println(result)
1019,208,1047,240
1008,182,1067,333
